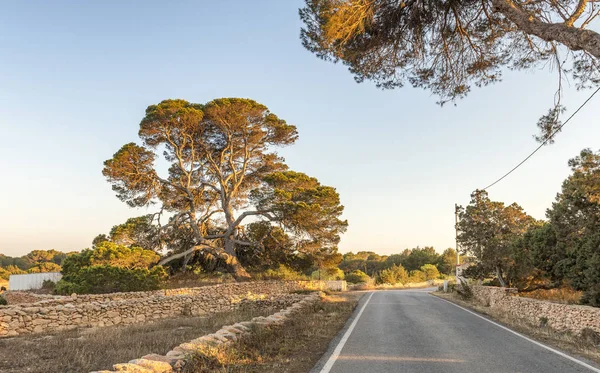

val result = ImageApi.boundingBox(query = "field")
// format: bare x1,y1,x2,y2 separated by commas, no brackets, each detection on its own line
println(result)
0,304,280,373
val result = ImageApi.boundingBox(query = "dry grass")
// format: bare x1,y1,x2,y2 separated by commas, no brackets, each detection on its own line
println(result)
0,305,279,373
184,293,360,373
433,292,600,364
518,287,583,305
165,272,237,289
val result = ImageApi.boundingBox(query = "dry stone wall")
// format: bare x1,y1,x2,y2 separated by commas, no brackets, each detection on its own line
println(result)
471,286,600,334
0,280,345,337
91,292,322,373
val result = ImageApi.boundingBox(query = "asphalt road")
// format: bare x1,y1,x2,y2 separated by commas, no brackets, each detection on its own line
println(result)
312,290,600,373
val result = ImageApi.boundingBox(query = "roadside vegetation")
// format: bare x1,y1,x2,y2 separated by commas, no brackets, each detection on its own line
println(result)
184,293,359,373
338,247,464,288
0,304,280,373
457,149,600,307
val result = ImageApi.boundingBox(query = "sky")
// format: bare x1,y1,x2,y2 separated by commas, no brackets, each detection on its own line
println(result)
1,1,599,257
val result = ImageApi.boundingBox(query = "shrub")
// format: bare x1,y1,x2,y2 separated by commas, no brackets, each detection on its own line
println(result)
0,268,10,281
345,270,370,284
420,264,440,281
311,267,344,281
457,279,474,301
580,284,600,307
463,263,489,280
377,264,408,285
258,265,308,281
408,270,426,283
41,279,56,291
580,328,600,346
55,265,167,295
0,295,7,306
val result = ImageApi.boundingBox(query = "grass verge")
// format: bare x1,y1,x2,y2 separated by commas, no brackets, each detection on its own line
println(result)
0,304,279,373
432,291,600,365
184,292,360,373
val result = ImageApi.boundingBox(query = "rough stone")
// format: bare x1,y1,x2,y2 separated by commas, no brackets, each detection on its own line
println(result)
471,286,600,334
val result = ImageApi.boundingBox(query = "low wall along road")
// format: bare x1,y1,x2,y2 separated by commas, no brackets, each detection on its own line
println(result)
471,285,600,334
0,280,346,337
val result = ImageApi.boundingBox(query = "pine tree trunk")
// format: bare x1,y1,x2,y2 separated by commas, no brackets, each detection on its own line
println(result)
495,266,507,287
223,237,252,281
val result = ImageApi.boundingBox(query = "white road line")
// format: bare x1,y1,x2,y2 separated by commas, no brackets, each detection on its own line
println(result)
319,291,374,373
433,295,600,373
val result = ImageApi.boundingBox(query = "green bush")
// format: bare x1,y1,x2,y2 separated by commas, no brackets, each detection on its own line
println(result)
408,270,426,283
457,279,474,300
257,265,308,280
311,267,344,281
377,264,408,285
420,264,440,281
55,265,167,295
41,279,56,291
0,268,10,281
0,295,7,306
581,284,600,307
345,270,370,284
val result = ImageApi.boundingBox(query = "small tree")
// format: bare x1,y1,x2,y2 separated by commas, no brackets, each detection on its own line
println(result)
408,270,427,283
377,264,408,285
420,264,440,281
345,270,370,284
457,190,536,287
438,248,458,275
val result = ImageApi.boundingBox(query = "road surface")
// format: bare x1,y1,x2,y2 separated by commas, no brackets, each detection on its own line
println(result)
312,290,600,373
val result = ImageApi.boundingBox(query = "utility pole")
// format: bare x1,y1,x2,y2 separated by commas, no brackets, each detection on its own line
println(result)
455,203,460,284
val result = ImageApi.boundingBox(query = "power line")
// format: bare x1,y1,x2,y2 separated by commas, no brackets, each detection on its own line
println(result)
482,86,600,191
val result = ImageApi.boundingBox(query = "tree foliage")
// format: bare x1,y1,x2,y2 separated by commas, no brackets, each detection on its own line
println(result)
543,149,600,305
420,264,440,280
0,250,69,278
345,269,371,283
56,242,166,295
457,149,600,306
377,264,409,284
438,248,458,275
103,98,348,280
300,0,600,141
457,190,537,287
27,262,62,274
55,265,167,295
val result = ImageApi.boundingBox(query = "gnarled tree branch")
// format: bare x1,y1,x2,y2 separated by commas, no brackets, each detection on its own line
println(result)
492,0,600,58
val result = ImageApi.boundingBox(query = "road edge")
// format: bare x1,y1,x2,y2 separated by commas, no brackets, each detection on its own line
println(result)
309,291,372,373
430,292,600,372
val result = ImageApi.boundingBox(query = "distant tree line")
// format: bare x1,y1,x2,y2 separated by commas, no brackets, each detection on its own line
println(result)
338,247,466,285
0,250,68,281
458,148,600,307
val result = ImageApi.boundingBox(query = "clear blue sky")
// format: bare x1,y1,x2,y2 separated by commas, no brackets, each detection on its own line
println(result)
1,1,599,257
